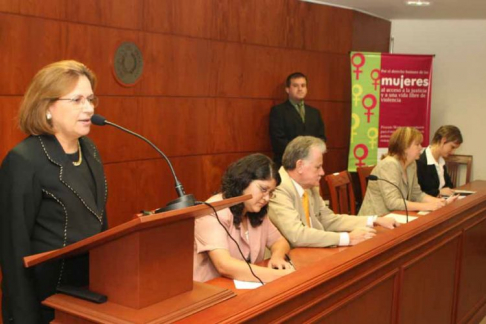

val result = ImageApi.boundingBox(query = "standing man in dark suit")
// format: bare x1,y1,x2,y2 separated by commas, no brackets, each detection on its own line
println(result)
269,72,326,167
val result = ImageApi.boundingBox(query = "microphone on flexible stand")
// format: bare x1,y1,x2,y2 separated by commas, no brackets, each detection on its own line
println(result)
367,175,409,223
91,114,195,213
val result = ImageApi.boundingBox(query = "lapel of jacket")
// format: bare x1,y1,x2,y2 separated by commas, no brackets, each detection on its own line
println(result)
420,151,439,187
37,135,105,224
279,168,307,225
406,162,418,199
286,100,304,124
80,137,107,215
428,164,439,187
419,149,440,188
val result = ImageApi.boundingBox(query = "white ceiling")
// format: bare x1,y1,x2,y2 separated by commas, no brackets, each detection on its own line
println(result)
303,0,486,20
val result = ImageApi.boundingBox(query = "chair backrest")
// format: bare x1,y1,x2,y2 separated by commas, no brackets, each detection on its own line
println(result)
445,154,473,188
325,171,356,215
357,165,375,199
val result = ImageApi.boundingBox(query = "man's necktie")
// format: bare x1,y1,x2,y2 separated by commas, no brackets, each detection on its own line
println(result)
302,191,311,227
298,102,305,123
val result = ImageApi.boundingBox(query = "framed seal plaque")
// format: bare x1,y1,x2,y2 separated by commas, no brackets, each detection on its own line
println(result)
113,42,144,86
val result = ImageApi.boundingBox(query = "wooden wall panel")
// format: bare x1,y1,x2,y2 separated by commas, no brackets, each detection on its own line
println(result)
399,237,460,323
0,1,19,13
22,0,64,18
103,161,142,227
0,97,25,160
141,33,213,97
89,97,147,163
310,101,351,149
323,149,349,175
136,158,185,211
65,0,143,30
200,152,251,196
457,218,486,322
211,99,273,153
211,0,289,48
211,42,283,99
1,0,64,19
0,0,142,29
301,4,353,53
143,0,214,38
320,275,395,323
139,97,213,157
352,11,391,53
63,23,143,96
142,0,353,54
0,13,64,94
91,96,274,161
211,44,352,101
104,152,254,227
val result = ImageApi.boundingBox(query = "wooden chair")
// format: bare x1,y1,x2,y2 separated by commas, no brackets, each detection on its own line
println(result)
357,165,375,199
325,171,356,215
445,154,473,188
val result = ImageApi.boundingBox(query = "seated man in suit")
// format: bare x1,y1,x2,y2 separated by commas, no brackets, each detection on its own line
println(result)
269,72,326,167
268,136,398,247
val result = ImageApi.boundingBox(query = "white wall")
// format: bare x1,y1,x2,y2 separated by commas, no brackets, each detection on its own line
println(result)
391,20,486,181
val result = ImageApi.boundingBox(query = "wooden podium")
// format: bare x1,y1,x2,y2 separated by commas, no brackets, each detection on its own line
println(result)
23,195,250,323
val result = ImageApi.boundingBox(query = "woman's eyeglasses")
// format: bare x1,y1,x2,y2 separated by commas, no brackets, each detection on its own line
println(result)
257,185,275,199
50,95,99,108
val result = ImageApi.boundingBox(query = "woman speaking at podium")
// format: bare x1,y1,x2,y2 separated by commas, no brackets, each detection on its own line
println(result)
0,61,108,323
194,154,294,283
359,127,451,216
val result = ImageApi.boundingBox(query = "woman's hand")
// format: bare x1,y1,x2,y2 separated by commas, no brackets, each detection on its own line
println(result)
446,194,459,204
426,199,446,211
267,255,293,270
374,217,400,229
440,187,455,196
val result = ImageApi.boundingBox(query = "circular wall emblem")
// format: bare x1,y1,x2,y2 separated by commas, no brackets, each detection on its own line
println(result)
113,42,144,86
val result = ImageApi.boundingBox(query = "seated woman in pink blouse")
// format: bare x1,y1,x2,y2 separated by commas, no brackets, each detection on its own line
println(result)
194,154,294,283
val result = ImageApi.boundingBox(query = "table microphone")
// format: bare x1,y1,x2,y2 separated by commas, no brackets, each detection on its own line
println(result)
91,114,195,213
367,175,409,223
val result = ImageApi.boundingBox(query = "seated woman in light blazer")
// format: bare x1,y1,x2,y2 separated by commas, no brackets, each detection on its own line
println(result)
416,125,463,197
359,127,454,216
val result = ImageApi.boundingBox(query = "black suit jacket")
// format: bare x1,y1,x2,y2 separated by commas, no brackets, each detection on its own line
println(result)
416,150,453,197
269,100,326,166
0,135,108,324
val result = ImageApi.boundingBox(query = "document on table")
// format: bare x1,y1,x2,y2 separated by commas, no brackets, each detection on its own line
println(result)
453,190,475,196
234,280,263,289
385,213,418,224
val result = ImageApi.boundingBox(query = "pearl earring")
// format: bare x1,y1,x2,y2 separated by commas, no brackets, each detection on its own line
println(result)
46,112,52,120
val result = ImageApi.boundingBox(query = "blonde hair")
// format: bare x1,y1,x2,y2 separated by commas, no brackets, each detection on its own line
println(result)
19,60,97,135
388,127,423,162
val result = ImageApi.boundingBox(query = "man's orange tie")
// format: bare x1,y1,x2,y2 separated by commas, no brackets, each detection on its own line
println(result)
302,191,311,227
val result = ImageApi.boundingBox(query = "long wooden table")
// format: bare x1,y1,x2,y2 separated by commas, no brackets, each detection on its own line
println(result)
181,181,486,323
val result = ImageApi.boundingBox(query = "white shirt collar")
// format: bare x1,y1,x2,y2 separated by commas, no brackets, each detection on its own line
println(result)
290,178,305,198
425,146,445,167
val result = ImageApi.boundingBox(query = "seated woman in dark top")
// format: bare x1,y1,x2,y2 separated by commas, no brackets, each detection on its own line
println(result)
416,125,463,197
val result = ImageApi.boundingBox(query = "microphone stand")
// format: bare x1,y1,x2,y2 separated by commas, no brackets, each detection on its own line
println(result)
92,115,195,213
368,175,409,223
